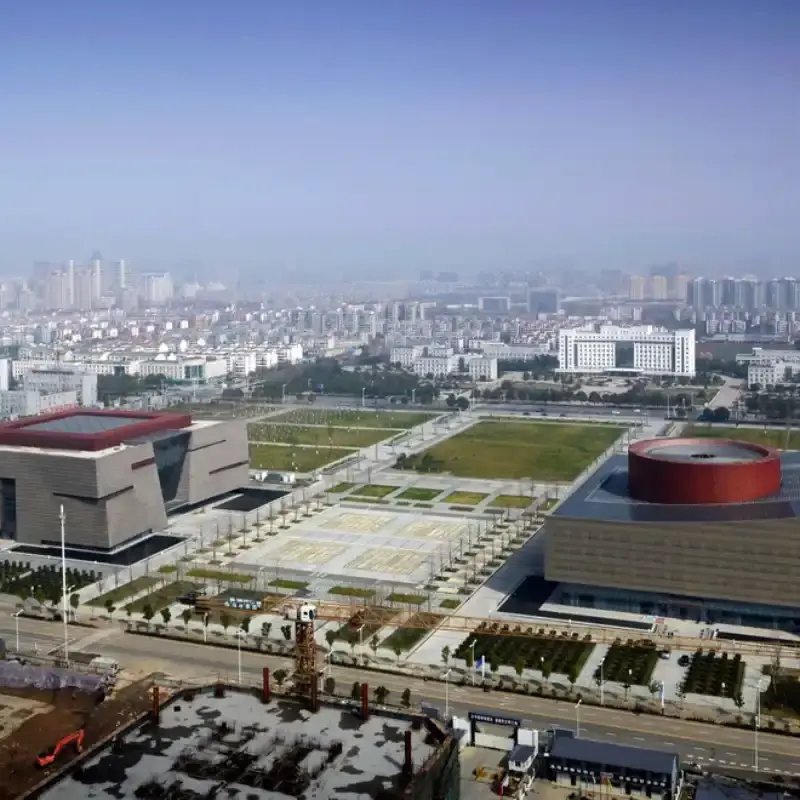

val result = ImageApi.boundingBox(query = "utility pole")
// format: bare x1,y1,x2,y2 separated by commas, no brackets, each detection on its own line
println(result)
59,506,69,664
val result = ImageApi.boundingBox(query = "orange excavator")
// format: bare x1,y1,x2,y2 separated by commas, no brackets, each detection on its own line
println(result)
36,729,85,768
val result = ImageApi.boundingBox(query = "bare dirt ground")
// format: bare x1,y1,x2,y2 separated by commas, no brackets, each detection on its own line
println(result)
0,680,152,800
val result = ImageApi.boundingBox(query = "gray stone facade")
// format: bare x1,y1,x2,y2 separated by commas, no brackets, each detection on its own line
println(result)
545,516,800,610
0,420,248,549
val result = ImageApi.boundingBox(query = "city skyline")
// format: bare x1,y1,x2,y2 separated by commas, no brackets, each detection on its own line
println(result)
1,0,798,275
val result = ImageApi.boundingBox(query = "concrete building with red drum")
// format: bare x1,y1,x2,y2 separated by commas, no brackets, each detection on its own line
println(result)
0,409,248,551
627,438,781,505
538,435,800,630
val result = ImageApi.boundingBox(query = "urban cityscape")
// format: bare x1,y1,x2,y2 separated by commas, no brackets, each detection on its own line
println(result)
0,2,799,800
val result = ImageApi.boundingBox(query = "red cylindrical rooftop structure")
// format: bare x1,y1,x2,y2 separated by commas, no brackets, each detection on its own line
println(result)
628,437,781,505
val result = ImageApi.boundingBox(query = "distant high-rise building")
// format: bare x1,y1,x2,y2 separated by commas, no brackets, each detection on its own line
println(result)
528,287,561,314
114,259,128,293
627,275,646,301
672,274,690,302
141,272,173,305
91,257,102,306
66,259,75,308
650,276,668,300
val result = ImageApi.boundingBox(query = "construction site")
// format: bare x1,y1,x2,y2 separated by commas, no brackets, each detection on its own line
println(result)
35,681,459,800
0,678,153,800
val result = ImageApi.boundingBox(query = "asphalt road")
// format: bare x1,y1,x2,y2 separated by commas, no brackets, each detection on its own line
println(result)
3,617,797,779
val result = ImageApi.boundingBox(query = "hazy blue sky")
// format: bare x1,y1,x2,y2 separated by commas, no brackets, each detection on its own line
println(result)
1,0,798,277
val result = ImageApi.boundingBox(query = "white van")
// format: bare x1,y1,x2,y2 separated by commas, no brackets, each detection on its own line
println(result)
88,656,119,677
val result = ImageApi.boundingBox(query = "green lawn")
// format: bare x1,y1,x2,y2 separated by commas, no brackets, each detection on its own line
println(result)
350,483,396,498
382,613,443,652
409,420,624,481
268,409,438,429
125,581,200,614
443,491,488,505
489,495,533,509
186,568,253,584
329,482,356,493
685,424,800,450
387,592,426,605
87,576,159,608
329,585,374,599
396,487,442,502
248,423,395,448
269,578,309,590
249,443,356,471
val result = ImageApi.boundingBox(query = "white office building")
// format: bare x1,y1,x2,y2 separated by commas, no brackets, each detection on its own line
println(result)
390,346,425,367
0,389,79,419
747,360,788,388
22,369,98,407
467,357,499,381
558,326,695,376
412,355,459,378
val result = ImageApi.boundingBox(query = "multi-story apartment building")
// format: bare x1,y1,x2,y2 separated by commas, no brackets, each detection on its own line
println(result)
467,357,499,381
558,326,695,376
21,369,98,407
412,355,459,378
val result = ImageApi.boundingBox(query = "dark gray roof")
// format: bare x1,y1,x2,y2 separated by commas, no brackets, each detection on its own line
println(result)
550,736,678,774
509,745,536,763
552,452,800,523
21,413,143,435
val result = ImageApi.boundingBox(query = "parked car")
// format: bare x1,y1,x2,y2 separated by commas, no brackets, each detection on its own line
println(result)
678,654,691,667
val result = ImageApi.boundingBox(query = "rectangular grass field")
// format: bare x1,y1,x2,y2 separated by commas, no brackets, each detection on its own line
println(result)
396,487,442,502
249,443,356,471
489,495,533,509
248,423,394,448
685,424,800,450
268,408,438,429
417,420,624,481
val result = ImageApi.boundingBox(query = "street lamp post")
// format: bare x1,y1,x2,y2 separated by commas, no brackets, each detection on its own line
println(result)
12,609,23,653
445,669,452,722
59,505,69,664
237,630,243,685
470,640,477,686
575,698,582,737
599,656,605,707
755,678,764,771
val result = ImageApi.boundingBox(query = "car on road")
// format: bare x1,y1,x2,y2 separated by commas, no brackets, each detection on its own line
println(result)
678,654,691,667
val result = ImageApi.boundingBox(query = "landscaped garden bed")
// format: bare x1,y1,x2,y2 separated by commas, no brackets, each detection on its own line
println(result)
186,568,253,584
269,578,309,591
443,491,488,505
87,576,160,608
386,592,426,605
381,613,443,651
681,650,745,699
455,626,595,677
329,586,375,599
350,484,397,498
396,487,442,502
329,482,355,493
0,561,32,593
334,608,397,645
594,641,659,686
125,581,201,614
7,565,99,604
488,495,532,509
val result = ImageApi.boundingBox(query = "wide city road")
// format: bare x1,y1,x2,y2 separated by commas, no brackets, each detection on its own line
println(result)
3,618,797,779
